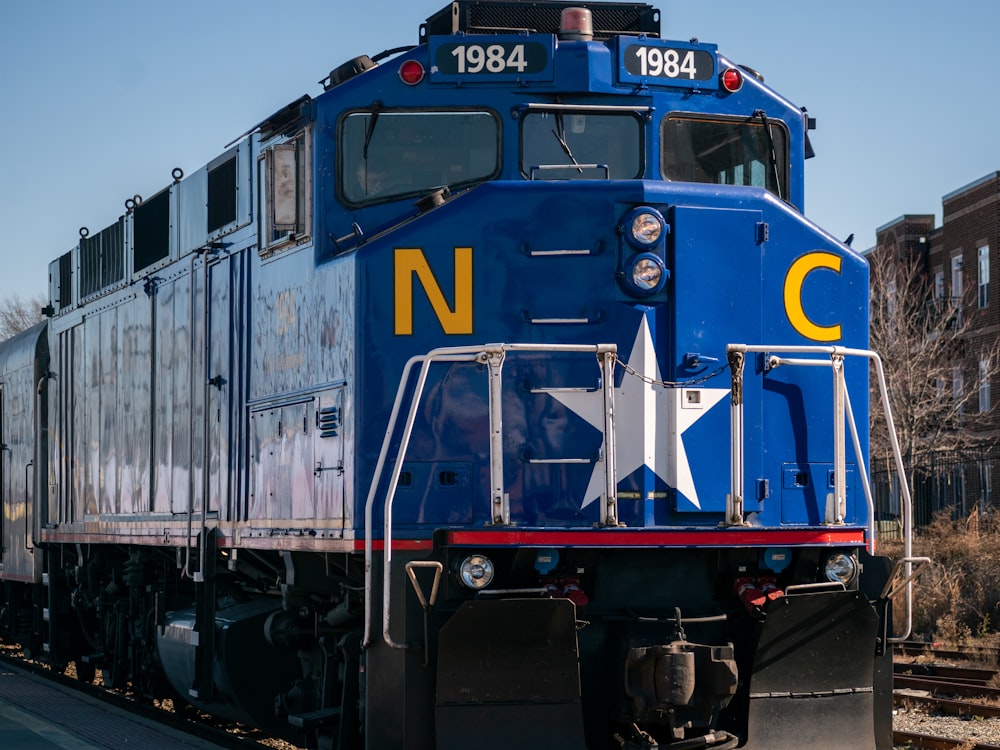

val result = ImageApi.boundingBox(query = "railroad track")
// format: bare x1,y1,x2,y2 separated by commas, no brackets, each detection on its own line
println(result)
893,730,1000,749
894,667,1000,700
894,644,1000,749
897,692,1000,719
897,640,1000,664
898,662,1000,684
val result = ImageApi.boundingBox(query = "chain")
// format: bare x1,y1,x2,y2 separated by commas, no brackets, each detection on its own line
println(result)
614,358,729,388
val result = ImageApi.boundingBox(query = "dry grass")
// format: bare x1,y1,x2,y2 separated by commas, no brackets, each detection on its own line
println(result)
883,507,1000,646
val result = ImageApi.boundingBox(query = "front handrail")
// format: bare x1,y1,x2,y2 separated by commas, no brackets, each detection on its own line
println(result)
727,344,921,641
363,342,617,648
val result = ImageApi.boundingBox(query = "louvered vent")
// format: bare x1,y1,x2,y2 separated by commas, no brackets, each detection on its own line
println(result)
58,251,72,309
207,155,237,232
79,218,125,297
421,1,659,40
134,189,170,271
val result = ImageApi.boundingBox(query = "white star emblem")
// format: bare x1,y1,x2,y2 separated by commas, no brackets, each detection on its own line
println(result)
550,317,728,510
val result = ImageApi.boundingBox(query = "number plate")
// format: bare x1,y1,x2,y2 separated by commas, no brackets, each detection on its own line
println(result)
429,35,555,82
618,38,717,88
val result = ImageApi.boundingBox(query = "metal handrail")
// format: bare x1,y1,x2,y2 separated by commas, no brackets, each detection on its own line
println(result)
362,342,617,648
727,344,921,640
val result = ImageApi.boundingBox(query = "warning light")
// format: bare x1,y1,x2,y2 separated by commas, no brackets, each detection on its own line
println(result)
559,7,594,41
721,68,744,92
398,60,425,85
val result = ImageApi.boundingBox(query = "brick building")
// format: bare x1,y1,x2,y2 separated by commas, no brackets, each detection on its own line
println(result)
872,172,1000,521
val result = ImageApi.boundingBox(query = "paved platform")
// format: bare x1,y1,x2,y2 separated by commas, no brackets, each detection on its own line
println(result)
0,664,225,749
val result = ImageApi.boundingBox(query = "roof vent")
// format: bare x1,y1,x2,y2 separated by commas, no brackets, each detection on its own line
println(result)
321,55,376,91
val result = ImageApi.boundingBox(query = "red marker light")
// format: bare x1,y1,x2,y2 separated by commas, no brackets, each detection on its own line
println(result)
721,68,743,92
398,60,425,85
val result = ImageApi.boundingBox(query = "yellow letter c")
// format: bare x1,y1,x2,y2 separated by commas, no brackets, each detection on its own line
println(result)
784,252,843,342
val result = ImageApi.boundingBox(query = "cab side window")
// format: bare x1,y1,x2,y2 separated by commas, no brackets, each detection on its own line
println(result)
259,128,312,256
662,114,789,201
338,110,499,207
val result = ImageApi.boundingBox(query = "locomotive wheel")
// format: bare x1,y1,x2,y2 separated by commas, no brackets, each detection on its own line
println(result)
50,658,68,675
101,664,128,690
98,604,130,690
16,610,36,660
76,659,96,684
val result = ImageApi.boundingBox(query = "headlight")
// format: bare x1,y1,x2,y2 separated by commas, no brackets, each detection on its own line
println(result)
457,554,495,590
622,253,668,296
631,212,663,245
621,206,667,249
632,256,663,290
823,552,858,585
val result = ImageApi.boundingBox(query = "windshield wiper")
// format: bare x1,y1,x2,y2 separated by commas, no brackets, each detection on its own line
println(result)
362,106,381,159
753,109,783,202
552,113,584,174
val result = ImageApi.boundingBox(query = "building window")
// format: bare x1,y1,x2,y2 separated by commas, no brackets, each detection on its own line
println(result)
934,269,944,300
952,254,964,299
981,358,992,413
983,460,993,511
886,278,897,320
951,255,965,328
954,365,965,416
979,244,990,308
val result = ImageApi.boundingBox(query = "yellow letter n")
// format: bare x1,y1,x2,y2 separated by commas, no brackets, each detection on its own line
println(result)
394,247,473,335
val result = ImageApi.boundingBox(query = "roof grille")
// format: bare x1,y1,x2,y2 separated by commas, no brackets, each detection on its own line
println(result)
80,218,124,298
420,1,660,41
134,188,170,272
207,155,237,233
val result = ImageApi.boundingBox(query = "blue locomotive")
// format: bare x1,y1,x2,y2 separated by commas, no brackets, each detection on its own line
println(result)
0,2,917,748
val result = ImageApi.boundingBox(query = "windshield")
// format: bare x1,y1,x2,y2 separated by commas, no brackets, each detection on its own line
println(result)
520,111,643,180
661,115,789,200
340,110,499,205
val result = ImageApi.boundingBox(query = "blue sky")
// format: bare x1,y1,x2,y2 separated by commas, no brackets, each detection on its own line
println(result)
1,0,996,302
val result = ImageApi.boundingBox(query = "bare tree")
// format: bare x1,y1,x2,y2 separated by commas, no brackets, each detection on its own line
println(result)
0,293,46,340
869,249,1000,463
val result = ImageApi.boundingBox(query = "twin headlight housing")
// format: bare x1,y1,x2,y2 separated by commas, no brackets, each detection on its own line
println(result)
620,207,669,297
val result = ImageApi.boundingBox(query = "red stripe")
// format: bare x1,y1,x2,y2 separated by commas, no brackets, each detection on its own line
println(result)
350,539,433,551
37,529,861,552
438,528,866,547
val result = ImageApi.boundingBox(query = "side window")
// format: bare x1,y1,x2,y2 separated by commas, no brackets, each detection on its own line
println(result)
339,110,499,207
662,114,789,201
260,129,312,256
